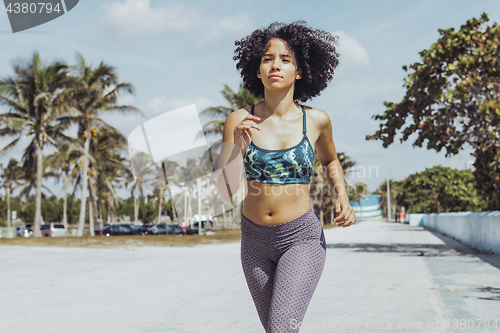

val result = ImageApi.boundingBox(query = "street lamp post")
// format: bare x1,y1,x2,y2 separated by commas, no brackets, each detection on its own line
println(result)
197,177,202,236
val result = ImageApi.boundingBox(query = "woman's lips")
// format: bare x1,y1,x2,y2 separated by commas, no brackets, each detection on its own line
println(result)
269,75,282,79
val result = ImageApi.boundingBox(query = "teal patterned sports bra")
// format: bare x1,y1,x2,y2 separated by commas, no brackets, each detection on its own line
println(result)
243,104,315,184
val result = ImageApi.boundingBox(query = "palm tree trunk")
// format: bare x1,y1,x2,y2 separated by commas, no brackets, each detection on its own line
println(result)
109,197,115,222
222,204,227,229
99,200,104,230
230,206,235,229
134,196,139,222
89,189,95,236
77,132,91,237
62,171,68,229
157,188,163,223
184,191,188,227
234,202,241,229
88,173,97,236
134,185,139,222
188,193,193,229
167,187,178,224
34,140,43,237
106,198,111,224
63,193,68,229
6,186,11,228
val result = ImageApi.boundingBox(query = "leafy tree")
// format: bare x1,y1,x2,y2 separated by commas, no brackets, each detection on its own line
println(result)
374,179,402,218
138,196,158,224
366,13,500,210
397,166,485,213
347,182,368,205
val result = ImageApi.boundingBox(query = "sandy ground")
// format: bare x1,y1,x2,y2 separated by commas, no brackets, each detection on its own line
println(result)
1,220,499,333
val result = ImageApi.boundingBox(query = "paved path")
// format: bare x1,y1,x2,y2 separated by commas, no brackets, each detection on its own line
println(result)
1,220,499,333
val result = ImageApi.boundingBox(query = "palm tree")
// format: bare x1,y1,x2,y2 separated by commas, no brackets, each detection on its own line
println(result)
310,154,328,225
0,159,23,227
337,152,356,174
174,157,206,229
198,83,263,223
125,151,161,222
0,52,74,236
55,52,144,236
199,83,263,153
91,125,129,229
45,141,79,229
310,151,357,224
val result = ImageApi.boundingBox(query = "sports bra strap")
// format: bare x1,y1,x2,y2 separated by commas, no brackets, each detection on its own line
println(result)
301,105,306,135
250,104,307,134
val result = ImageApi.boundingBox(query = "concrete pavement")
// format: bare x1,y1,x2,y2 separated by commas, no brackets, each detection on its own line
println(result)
1,220,499,333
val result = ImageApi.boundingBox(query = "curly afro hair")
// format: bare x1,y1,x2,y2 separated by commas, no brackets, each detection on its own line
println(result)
233,20,339,103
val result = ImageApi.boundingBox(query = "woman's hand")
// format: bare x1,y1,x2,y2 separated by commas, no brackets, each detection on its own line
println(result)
333,197,355,227
233,114,261,155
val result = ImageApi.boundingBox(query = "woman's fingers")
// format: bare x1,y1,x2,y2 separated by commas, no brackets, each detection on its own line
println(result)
243,115,261,130
333,202,348,222
338,209,355,227
335,202,355,227
244,128,251,143
247,115,261,122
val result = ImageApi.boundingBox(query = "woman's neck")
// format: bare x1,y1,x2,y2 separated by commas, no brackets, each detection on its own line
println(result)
260,90,300,119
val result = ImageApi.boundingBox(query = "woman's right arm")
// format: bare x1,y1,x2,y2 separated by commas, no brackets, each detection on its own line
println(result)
216,110,260,200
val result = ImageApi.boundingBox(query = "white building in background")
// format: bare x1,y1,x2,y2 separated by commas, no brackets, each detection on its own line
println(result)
350,195,383,221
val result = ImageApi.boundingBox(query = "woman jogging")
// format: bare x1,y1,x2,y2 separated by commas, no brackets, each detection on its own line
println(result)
217,20,355,332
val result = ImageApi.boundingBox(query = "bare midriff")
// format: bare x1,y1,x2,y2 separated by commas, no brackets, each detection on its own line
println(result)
242,180,311,225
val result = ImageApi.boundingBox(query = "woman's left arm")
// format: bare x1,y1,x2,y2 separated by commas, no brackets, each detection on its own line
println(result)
314,110,355,227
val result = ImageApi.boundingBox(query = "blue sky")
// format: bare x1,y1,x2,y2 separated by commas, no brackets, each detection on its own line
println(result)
0,0,499,199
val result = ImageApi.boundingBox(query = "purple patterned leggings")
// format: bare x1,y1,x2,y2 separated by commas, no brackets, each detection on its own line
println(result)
240,208,327,332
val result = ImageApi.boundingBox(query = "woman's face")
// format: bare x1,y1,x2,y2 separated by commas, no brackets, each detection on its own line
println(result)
257,38,301,91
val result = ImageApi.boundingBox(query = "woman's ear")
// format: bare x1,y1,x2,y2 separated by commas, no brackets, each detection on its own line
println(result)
257,69,261,79
296,69,302,80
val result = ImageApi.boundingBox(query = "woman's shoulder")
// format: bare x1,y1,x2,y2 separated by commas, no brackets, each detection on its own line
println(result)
226,106,252,123
302,105,332,129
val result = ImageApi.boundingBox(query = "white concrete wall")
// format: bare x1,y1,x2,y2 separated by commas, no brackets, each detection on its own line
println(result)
409,212,500,255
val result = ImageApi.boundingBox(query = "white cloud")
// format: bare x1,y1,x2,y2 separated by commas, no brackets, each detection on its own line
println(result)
145,96,216,118
197,13,253,44
99,95,217,139
100,0,252,42
333,31,370,69
101,0,176,39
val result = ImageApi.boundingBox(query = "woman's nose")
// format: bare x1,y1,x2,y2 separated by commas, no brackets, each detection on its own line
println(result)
271,58,281,70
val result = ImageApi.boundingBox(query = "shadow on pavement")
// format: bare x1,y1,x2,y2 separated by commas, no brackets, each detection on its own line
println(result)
326,242,466,257
423,226,500,271
326,225,500,270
